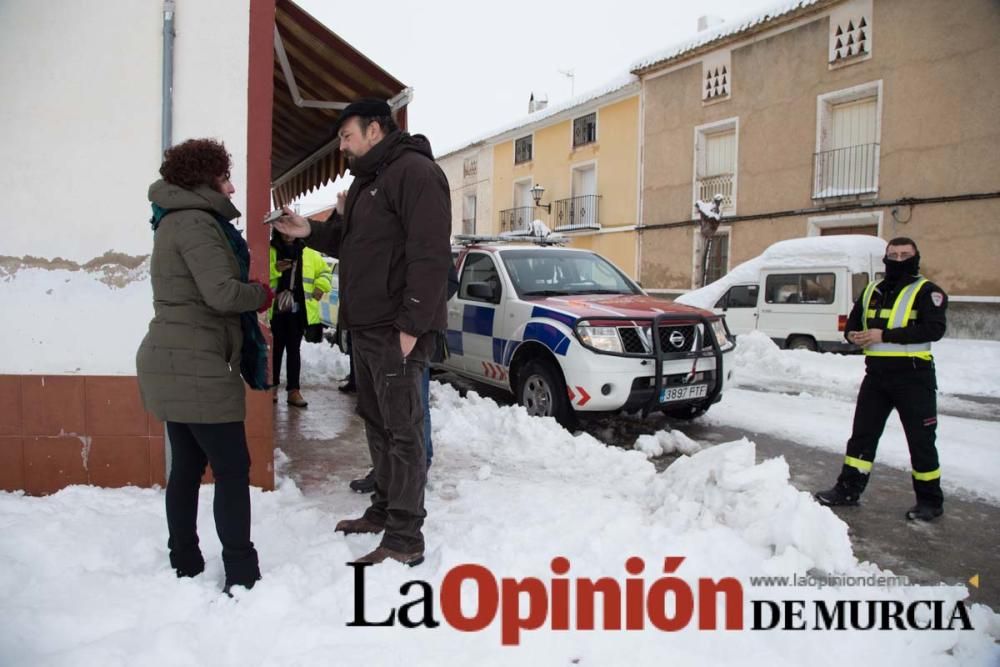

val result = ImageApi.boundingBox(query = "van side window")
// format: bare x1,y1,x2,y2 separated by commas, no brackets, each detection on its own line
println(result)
765,273,836,305
717,284,758,308
851,273,870,301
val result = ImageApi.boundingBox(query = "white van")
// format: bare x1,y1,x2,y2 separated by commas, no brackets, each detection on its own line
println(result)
678,236,887,352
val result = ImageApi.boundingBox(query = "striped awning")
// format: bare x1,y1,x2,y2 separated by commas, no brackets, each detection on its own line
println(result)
270,0,409,207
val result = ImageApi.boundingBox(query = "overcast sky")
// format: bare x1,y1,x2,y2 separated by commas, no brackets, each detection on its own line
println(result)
293,0,782,210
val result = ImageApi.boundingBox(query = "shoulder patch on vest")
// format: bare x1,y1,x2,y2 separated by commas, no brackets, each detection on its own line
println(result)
931,292,944,307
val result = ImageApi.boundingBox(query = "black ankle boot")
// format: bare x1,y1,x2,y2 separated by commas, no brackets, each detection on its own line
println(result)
223,547,261,595
169,548,205,578
814,486,861,507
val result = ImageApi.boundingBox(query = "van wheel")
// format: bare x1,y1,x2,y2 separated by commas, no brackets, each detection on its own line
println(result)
516,359,577,429
787,336,817,352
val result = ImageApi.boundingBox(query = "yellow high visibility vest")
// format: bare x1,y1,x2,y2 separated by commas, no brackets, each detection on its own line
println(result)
860,277,932,360
269,246,333,325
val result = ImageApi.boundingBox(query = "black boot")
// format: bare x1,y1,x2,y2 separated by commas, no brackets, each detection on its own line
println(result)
223,547,261,596
349,468,375,493
169,546,205,578
815,485,861,507
906,504,943,522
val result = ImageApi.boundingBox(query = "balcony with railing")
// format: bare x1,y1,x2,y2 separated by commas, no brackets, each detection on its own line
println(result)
813,143,879,198
461,217,476,235
553,194,601,231
499,206,535,233
696,173,734,213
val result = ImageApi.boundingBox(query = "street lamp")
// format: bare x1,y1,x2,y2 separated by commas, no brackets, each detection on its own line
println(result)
530,183,551,213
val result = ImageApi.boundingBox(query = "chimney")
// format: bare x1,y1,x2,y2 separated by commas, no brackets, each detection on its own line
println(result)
697,15,725,32
528,92,549,113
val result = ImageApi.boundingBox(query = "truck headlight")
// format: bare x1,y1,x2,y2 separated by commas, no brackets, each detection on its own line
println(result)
710,319,734,350
577,323,623,353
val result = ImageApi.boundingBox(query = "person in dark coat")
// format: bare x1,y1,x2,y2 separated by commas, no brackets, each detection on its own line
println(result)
137,138,273,593
269,230,308,407
274,98,452,566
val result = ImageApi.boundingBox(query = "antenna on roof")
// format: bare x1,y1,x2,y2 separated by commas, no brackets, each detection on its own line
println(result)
558,68,575,97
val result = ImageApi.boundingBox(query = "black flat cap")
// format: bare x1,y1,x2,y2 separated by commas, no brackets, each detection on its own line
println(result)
336,98,391,132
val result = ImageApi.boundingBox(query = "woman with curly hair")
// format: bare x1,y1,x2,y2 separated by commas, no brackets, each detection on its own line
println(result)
137,138,273,595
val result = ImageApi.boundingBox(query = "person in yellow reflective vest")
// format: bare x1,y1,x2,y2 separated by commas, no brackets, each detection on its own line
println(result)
815,238,948,521
269,229,333,408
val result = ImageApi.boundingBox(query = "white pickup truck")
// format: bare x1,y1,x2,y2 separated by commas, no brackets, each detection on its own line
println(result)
437,237,736,428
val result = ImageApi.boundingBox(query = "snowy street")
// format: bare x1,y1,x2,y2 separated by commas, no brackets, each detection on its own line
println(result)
2,266,1000,664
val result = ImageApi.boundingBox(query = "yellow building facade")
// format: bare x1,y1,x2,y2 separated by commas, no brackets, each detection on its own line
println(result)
491,89,640,277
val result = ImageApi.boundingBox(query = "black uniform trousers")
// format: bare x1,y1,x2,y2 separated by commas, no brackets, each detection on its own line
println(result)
836,364,943,507
351,325,435,552
271,311,305,391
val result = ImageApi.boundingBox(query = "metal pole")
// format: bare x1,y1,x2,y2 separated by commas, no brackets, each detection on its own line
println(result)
161,0,175,480
161,1,175,154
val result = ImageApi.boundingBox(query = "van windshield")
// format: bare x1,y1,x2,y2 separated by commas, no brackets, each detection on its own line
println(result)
764,273,836,304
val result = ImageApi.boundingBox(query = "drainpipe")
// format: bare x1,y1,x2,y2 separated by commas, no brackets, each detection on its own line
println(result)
161,0,175,153
162,0,175,478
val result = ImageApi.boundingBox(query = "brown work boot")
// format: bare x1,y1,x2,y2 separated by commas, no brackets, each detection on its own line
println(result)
287,390,308,408
352,545,424,567
335,516,384,535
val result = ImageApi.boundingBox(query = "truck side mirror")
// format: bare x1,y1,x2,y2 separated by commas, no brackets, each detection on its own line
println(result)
467,281,496,302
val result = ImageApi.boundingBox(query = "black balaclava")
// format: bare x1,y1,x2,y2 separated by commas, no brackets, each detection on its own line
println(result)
883,253,920,283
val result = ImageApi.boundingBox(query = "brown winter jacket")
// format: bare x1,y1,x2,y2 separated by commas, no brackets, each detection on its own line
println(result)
305,131,452,337
136,180,267,423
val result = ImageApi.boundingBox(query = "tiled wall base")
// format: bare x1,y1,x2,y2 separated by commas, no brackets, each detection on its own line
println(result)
0,375,274,494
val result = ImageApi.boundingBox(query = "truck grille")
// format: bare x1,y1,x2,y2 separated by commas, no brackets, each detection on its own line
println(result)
617,324,699,354
659,325,696,351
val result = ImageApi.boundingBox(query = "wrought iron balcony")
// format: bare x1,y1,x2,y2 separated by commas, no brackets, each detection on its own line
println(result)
553,194,601,231
499,206,535,233
813,143,879,198
696,173,734,212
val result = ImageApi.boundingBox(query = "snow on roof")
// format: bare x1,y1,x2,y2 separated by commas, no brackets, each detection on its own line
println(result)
630,0,826,73
436,73,639,159
677,235,886,309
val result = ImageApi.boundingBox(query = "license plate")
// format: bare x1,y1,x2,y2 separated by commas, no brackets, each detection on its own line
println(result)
659,384,708,403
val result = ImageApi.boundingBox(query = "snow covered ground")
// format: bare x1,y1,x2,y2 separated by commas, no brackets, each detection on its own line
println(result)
2,370,1000,664
3,265,1000,665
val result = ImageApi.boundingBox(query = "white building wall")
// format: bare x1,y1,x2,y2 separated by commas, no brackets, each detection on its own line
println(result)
438,146,493,240
0,0,251,262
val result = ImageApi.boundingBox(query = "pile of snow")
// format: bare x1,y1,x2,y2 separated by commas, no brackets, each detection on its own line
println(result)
1,381,998,664
299,341,351,385
634,429,702,458
677,235,886,310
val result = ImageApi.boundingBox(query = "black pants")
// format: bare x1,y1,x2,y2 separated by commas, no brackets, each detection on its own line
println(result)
836,366,943,507
352,326,434,552
272,311,305,390
165,421,258,580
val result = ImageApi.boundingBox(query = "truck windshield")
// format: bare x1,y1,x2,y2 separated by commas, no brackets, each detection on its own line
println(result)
500,249,641,297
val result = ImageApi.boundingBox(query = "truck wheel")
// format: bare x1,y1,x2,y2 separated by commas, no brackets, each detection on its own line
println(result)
787,335,817,352
516,359,577,429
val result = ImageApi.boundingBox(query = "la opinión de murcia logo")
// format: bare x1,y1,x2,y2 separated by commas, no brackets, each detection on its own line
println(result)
346,556,974,645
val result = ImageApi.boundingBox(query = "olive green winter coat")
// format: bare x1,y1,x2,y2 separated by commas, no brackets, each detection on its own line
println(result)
136,180,266,423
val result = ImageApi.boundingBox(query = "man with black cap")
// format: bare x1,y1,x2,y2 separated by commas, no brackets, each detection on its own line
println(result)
815,237,949,522
274,98,451,565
